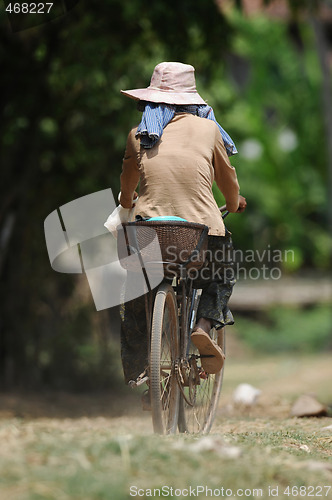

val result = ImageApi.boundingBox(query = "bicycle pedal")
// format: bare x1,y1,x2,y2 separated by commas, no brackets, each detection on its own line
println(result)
128,370,149,388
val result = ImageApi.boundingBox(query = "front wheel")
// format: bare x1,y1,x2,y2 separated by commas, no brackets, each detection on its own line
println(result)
150,283,180,434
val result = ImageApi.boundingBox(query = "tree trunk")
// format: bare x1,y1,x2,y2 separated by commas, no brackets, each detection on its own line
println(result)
309,4,332,240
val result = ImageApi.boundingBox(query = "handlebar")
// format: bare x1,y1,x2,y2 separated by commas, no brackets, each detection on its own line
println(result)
219,205,229,220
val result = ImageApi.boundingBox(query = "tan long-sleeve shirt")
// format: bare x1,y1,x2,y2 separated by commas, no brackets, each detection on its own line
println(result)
120,113,240,236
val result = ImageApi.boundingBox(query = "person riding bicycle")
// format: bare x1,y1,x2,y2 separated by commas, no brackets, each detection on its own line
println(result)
119,62,246,386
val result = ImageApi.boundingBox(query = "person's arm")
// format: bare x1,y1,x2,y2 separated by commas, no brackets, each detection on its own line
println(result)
119,128,140,208
213,126,241,213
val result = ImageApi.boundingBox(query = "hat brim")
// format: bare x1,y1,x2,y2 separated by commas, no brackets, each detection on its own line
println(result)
120,88,206,106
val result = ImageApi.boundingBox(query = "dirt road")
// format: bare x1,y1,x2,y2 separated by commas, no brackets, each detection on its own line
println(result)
1,346,331,500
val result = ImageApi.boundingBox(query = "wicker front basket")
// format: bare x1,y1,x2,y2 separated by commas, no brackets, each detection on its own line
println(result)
117,220,208,275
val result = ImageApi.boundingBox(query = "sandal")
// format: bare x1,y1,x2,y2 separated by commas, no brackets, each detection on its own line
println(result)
191,328,225,374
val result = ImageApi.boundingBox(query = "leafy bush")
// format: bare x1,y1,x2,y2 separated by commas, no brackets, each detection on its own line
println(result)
234,305,332,352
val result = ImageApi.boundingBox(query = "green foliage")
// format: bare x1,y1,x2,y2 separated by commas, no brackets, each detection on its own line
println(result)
212,12,332,269
235,305,332,353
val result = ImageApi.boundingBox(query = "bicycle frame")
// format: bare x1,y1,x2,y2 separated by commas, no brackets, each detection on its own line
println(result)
127,206,230,433
131,205,229,390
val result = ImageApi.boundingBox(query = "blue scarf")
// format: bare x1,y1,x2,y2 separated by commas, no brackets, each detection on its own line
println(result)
136,102,238,156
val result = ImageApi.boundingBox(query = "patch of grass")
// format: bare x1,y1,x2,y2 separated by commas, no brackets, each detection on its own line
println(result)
0,417,331,500
234,305,332,353
1,354,331,500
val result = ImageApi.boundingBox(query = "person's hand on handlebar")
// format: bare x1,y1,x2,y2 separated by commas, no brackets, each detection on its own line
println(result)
220,195,247,215
237,195,247,213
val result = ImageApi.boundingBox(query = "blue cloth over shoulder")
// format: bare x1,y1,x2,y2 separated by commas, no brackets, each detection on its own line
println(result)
136,102,238,157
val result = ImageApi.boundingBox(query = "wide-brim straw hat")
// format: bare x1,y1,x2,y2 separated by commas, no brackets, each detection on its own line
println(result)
120,62,206,106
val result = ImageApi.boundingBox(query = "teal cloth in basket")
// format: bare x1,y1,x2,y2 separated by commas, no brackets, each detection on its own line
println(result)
147,216,188,222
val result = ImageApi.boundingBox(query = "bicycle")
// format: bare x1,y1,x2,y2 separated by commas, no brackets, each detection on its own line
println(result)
118,206,230,434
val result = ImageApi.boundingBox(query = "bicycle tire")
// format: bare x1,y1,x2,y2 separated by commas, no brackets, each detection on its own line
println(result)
178,327,226,434
150,283,180,434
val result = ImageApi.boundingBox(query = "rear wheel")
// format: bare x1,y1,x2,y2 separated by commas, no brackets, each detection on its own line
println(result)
150,283,180,434
178,327,225,434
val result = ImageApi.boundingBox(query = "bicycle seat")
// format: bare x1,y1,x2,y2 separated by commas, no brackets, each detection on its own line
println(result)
147,216,188,222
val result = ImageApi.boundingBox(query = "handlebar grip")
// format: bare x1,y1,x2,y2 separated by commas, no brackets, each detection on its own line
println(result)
219,205,229,220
